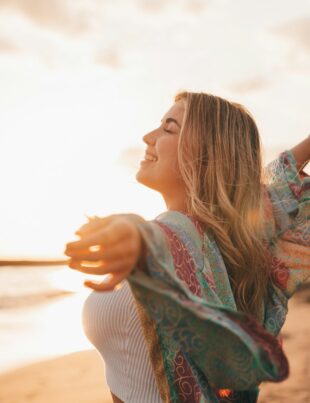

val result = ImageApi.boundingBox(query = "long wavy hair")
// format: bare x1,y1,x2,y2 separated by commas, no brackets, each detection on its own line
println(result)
175,91,270,320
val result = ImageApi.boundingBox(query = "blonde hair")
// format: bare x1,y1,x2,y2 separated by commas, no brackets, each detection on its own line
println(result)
175,91,269,320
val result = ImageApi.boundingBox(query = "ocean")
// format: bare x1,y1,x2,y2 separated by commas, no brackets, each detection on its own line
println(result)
0,265,94,373
0,265,72,309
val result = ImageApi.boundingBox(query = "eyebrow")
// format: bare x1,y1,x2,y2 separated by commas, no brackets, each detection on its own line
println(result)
160,117,181,128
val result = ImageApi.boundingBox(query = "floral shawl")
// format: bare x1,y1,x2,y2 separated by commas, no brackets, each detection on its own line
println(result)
125,150,310,403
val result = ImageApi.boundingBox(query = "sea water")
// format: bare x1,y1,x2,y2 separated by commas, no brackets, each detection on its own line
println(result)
0,265,94,373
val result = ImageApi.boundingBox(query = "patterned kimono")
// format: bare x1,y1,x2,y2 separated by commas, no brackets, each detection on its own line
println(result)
125,150,310,403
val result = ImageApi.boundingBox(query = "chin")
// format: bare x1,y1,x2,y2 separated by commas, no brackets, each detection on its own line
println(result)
135,170,159,192
136,169,147,185
135,168,143,182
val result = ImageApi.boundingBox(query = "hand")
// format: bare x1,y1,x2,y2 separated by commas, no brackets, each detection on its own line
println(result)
290,135,310,172
64,215,143,291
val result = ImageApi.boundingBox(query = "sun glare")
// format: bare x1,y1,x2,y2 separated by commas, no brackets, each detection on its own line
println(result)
47,267,109,293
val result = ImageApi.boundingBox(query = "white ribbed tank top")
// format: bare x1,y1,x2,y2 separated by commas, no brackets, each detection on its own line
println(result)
82,280,162,403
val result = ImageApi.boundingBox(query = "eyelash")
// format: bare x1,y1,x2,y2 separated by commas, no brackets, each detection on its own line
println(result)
164,128,174,134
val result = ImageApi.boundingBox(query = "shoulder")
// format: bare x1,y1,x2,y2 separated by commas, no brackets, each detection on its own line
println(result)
154,211,205,244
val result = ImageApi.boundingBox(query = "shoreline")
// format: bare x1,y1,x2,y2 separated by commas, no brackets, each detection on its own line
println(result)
0,291,92,375
0,259,69,266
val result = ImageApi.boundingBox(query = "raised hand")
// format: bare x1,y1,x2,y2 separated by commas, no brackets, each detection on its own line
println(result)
64,215,143,291
290,134,310,171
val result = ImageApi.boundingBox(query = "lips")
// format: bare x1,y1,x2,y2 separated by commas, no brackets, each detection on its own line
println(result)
145,150,158,159
143,150,158,162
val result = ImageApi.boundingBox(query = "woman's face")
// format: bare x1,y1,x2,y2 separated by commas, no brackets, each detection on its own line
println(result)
136,100,186,201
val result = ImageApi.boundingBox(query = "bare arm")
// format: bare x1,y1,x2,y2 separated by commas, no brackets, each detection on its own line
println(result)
290,135,310,172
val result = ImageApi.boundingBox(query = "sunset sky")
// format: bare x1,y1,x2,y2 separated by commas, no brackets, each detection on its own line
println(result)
0,0,309,258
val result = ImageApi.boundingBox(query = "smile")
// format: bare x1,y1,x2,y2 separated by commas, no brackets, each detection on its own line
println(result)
142,154,158,163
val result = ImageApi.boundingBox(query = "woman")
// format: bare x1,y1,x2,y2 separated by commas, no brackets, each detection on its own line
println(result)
65,92,310,403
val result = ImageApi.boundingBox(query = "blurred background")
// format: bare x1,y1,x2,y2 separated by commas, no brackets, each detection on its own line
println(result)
1,0,310,259
0,1,309,402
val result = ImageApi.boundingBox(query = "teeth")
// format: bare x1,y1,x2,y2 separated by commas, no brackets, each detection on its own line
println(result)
144,155,158,162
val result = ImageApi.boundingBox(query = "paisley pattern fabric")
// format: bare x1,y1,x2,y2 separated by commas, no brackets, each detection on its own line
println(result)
125,150,310,403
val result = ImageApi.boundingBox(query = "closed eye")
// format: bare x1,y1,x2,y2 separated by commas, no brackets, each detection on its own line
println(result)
159,120,177,134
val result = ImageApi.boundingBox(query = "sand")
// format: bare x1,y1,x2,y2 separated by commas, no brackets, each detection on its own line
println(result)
0,284,309,403
0,350,112,403
259,283,310,402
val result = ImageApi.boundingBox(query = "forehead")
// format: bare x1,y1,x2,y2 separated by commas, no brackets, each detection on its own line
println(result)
162,100,185,122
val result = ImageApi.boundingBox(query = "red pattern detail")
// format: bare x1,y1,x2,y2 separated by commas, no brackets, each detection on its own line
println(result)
204,272,216,292
156,216,207,401
284,153,310,198
262,186,274,221
156,221,202,297
283,154,290,167
173,350,202,403
284,227,310,246
288,182,302,199
270,255,290,290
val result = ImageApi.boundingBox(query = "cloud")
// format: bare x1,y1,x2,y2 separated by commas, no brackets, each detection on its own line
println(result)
0,0,92,35
136,0,208,14
136,0,167,13
95,48,122,69
273,17,310,52
226,76,271,94
271,17,310,72
184,0,208,14
0,36,18,52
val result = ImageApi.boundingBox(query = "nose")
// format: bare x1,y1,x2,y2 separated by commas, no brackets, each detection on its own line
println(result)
142,129,157,145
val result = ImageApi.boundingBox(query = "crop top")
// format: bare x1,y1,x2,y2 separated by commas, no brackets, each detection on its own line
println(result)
82,280,162,402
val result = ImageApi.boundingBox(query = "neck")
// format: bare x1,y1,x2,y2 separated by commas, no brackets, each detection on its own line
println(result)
162,191,189,214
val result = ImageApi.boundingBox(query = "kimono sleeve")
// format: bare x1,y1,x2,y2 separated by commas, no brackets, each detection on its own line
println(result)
125,211,289,399
263,150,310,336
267,151,310,298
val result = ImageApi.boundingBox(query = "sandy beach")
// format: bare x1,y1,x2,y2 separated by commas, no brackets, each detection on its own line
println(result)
0,284,309,403
0,350,112,403
259,283,310,402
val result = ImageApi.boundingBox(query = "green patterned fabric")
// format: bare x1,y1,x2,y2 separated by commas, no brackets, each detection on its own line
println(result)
126,150,310,403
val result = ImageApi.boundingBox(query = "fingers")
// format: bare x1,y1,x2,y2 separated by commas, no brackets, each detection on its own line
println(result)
68,257,133,275
65,215,141,292
65,241,134,262
66,219,129,251
75,215,116,237
84,272,128,292
65,247,103,261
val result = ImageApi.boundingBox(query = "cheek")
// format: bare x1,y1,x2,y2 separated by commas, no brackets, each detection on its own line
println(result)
158,140,179,169
158,151,180,179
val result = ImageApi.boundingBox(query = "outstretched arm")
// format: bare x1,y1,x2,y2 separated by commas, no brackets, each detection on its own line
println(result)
290,134,310,172
263,141,310,336
65,214,145,291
